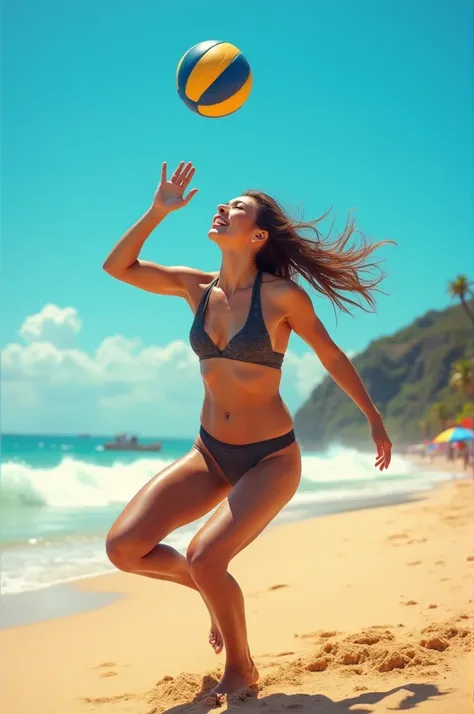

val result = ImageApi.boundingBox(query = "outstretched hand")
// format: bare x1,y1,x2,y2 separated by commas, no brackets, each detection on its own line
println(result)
370,416,392,470
153,161,198,212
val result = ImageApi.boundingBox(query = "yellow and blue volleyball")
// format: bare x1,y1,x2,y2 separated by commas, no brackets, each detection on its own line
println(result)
176,40,252,118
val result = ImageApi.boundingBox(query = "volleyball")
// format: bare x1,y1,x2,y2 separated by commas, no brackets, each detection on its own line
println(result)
176,40,252,118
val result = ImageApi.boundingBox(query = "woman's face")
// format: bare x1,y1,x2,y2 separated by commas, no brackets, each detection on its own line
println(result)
208,195,262,249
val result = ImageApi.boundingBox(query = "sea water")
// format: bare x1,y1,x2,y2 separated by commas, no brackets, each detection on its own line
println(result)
1,433,453,595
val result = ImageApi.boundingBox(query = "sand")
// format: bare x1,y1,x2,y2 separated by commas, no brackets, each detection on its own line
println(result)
1,476,472,714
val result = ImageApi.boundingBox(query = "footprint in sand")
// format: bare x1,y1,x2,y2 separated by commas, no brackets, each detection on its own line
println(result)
269,583,289,591
294,630,338,640
407,560,422,566
428,604,438,609
94,661,116,669
93,662,119,679
408,538,427,544
276,651,295,657
402,600,418,606
388,533,410,541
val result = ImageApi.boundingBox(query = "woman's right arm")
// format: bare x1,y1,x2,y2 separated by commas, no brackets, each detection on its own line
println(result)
103,161,211,298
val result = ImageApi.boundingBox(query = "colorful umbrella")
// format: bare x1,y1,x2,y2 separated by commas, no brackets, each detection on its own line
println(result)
432,426,474,444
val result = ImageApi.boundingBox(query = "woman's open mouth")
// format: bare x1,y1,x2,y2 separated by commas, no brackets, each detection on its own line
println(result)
211,215,229,228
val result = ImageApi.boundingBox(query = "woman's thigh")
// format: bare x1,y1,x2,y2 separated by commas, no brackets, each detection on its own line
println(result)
187,441,301,569
106,447,231,558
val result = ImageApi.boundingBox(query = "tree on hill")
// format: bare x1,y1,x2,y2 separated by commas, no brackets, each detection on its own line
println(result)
430,401,449,431
450,358,474,396
448,275,474,326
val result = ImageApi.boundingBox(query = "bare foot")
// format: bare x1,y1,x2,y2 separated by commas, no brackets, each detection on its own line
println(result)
209,661,259,703
209,620,223,654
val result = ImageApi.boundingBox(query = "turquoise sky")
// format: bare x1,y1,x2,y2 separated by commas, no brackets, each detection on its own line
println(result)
2,0,473,435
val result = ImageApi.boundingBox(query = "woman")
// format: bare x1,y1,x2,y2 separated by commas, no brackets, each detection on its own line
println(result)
103,161,392,701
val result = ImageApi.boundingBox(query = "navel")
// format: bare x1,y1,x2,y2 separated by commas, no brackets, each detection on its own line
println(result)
224,411,231,421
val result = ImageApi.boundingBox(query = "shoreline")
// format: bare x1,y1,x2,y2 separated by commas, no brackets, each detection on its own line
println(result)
1,491,421,629
1,474,471,713
1,461,466,624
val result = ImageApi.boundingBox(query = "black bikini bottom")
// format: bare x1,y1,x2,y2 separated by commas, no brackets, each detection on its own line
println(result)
194,426,296,486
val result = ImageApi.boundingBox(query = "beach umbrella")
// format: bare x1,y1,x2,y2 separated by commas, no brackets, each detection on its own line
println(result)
432,426,474,444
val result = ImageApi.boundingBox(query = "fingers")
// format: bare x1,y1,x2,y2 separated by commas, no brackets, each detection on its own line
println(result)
183,187,198,204
376,441,383,458
171,161,185,182
161,162,167,182
181,166,195,187
374,440,392,470
170,161,195,186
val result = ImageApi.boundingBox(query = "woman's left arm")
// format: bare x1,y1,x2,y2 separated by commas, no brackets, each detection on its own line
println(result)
285,284,392,470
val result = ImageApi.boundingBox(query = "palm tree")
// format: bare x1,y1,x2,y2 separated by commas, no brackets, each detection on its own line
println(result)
430,401,450,431
455,402,474,426
447,275,474,325
450,358,474,396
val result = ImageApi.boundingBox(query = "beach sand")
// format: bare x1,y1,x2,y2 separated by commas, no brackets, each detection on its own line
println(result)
1,476,472,714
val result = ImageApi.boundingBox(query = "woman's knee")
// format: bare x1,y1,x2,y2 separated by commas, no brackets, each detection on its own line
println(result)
105,530,142,572
186,540,227,582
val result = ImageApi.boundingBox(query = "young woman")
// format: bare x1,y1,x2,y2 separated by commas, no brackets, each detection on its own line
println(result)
103,161,392,701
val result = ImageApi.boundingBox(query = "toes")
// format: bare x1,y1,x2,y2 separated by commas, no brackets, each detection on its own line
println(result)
212,692,226,705
204,692,225,706
209,629,223,652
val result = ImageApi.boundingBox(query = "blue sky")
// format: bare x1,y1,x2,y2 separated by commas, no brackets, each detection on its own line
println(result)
2,0,473,436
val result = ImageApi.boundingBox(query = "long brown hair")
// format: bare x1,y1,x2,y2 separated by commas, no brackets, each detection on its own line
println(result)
244,190,393,314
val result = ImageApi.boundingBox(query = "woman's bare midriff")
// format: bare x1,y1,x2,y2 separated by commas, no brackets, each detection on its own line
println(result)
199,358,293,443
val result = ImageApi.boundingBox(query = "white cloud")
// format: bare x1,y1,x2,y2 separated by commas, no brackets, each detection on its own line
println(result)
1,305,331,436
282,350,325,398
19,304,82,347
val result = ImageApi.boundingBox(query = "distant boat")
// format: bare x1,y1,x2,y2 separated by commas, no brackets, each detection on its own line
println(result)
103,434,161,452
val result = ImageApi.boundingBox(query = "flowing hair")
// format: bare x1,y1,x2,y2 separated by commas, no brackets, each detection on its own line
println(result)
244,190,393,314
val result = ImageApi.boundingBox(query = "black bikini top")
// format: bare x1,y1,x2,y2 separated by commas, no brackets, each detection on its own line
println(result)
189,271,284,370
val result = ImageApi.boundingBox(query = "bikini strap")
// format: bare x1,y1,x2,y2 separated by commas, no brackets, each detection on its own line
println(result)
196,276,219,322
249,271,263,315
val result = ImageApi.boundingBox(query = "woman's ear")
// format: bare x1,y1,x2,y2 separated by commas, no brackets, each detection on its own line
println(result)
252,230,268,244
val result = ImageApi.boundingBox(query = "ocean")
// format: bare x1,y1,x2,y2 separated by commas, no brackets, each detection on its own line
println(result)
1,433,453,596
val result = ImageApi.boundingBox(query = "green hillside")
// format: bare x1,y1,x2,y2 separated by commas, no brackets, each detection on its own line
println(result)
293,302,474,450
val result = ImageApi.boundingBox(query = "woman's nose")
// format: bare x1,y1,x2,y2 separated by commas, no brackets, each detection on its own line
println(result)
217,204,229,216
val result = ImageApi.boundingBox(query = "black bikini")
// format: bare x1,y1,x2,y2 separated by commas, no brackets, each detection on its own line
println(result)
189,271,284,369
190,271,295,485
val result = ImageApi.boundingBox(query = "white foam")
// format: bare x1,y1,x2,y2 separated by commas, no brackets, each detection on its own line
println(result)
0,447,424,510
0,447,458,595
1,456,175,508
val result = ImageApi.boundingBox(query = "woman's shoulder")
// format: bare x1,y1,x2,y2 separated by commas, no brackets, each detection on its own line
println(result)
261,272,307,300
261,273,314,319
192,268,219,286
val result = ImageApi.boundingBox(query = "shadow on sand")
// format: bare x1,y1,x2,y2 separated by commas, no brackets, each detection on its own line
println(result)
160,677,449,713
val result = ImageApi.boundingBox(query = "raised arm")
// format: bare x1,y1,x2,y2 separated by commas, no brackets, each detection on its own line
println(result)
284,282,392,470
103,162,213,298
